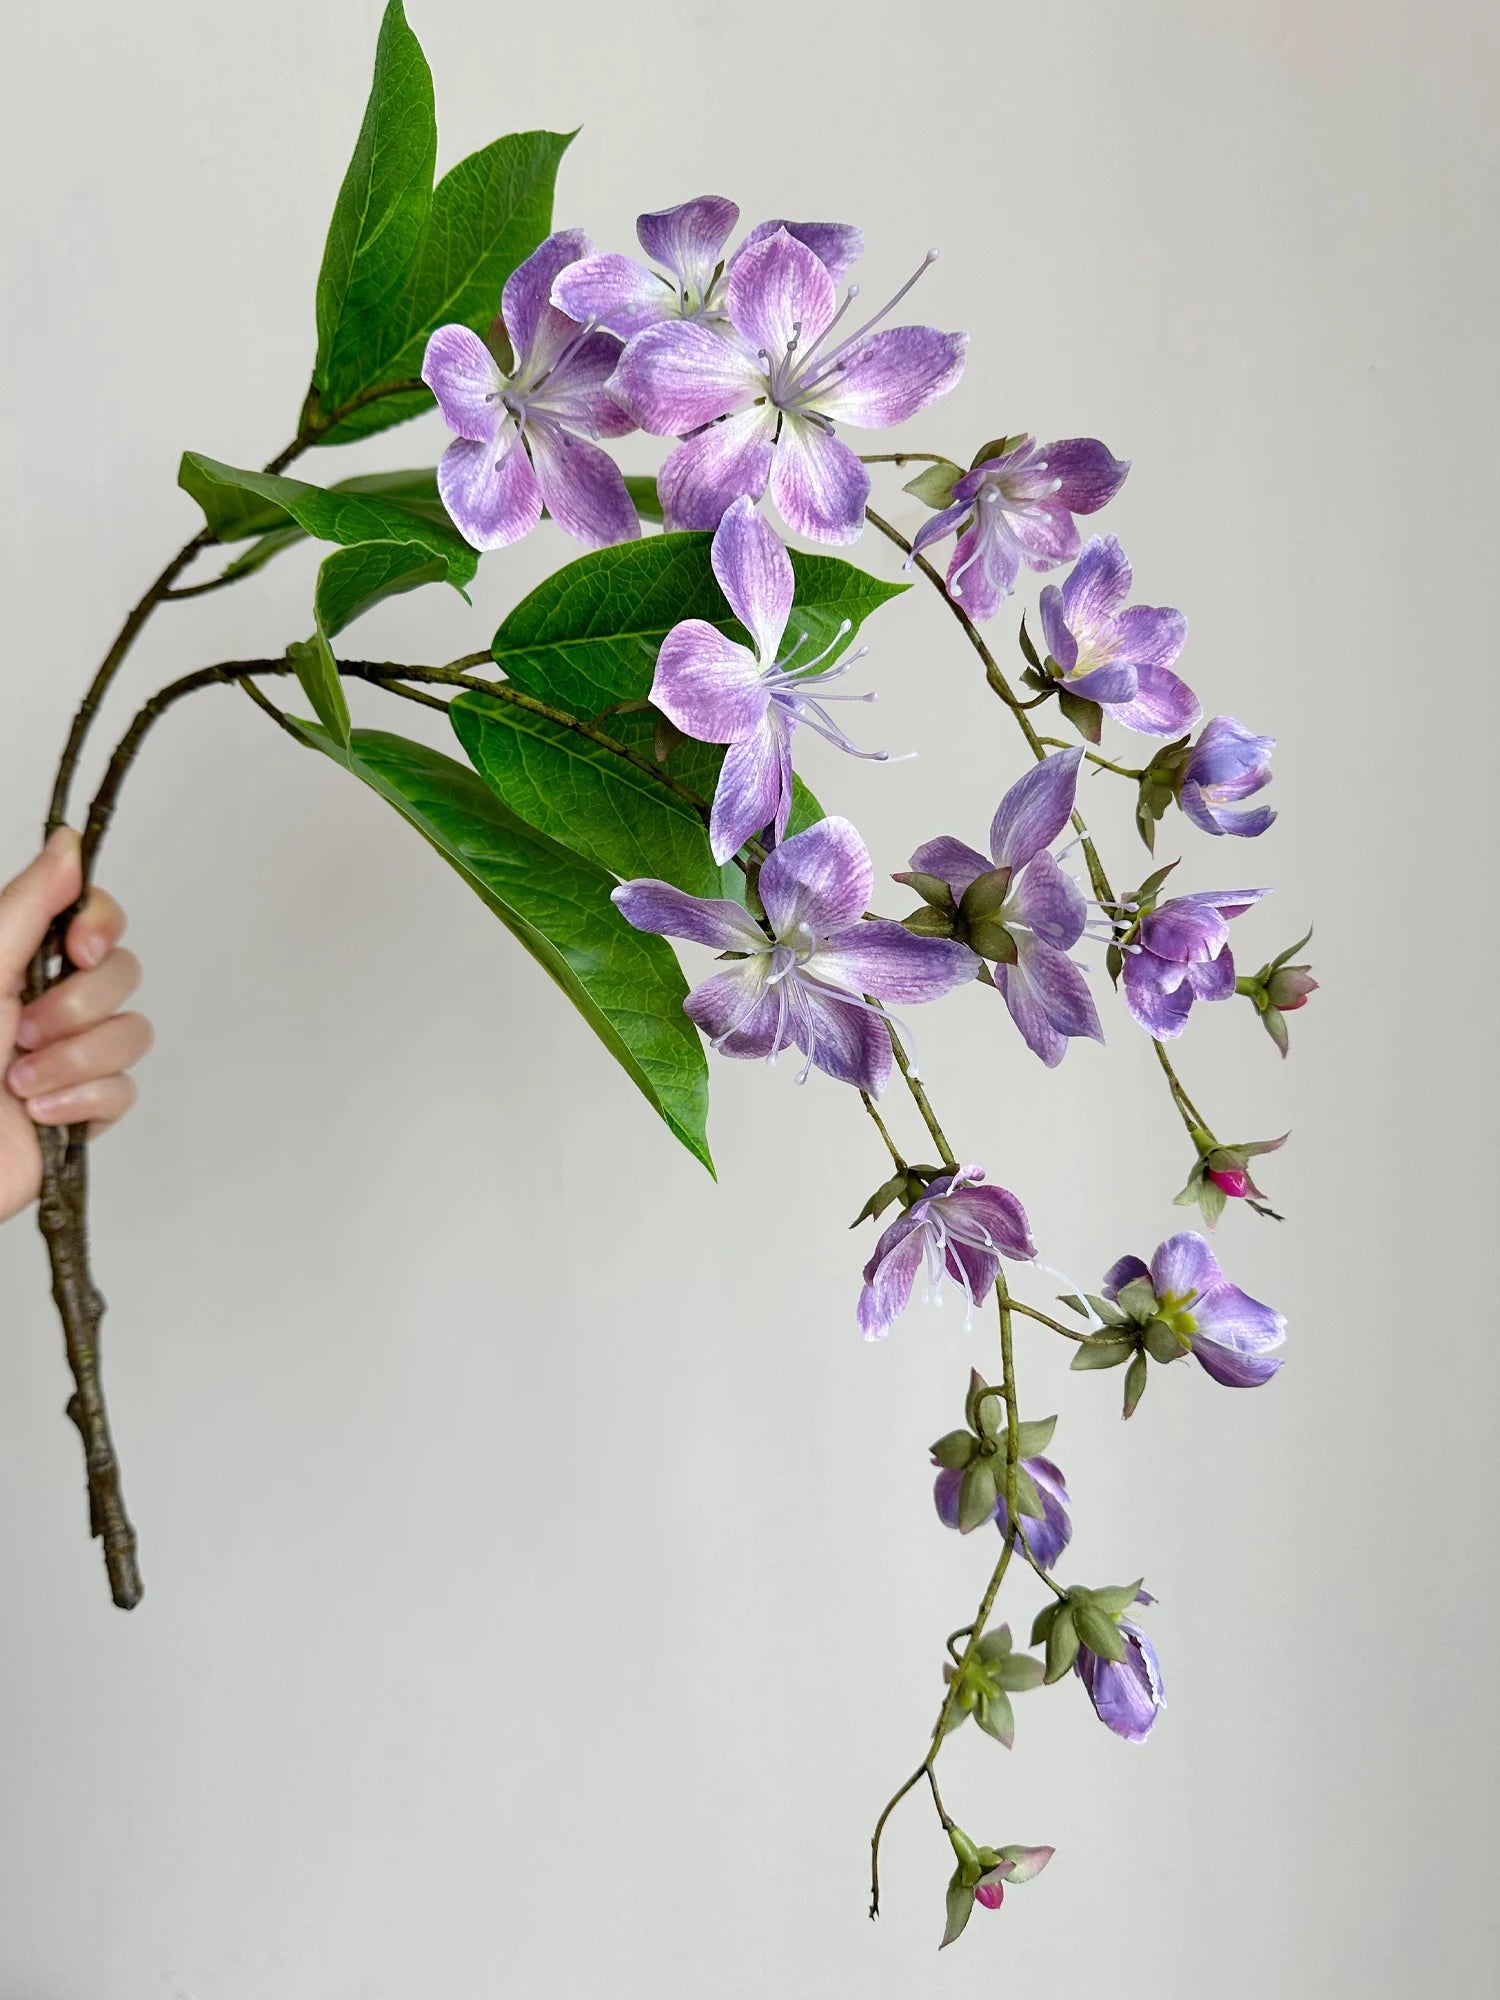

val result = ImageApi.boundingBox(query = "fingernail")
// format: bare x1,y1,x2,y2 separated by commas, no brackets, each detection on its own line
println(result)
12,1017,40,1049
78,934,107,967
9,1060,38,1094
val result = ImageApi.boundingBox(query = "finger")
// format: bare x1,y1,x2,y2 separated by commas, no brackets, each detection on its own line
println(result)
64,887,128,971
25,1072,138,1129
13,948,142,1050
0,830,82,992
7,1012,154,1102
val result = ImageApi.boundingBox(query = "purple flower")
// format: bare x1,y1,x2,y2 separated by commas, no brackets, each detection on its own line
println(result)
1036,536,1198,736
421,230,639,553
1121,886,1269,1039
611,816,976,1095
650,498,888,863
551,196,863,340
909,436,1129,621
934,1453,1072,1568
1101,1231,1286,1388
904,748,1104,1067
609,228,966,543
1180,716,1277,837
858,1167,1035,1338
1075,1607,1166,1743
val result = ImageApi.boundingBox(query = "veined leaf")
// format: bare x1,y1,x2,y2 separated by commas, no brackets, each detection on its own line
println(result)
291,723,713,1171
178,452,476,587
315,539,451,638
489,530,905,717
286,632,350,750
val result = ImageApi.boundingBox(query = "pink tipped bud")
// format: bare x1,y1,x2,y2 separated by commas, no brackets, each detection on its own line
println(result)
1208,1168,1251,1199
1268,967,1317,1011
975,1880,1006,1911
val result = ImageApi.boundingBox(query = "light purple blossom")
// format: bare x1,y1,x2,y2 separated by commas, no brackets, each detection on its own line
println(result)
420,230,639,553
1101,1231,1286,1388
650,498,888,863
906,748,1104,1067
609,228,966,543
1121,885,1268,1038
611,817,976,1095
1075,1603,1166,1743
909,436,1129,620
934,1454,1072,1569
551,196,863,340
1037,536,1198,735
1181,716,1277,837
857,1167,1035,1338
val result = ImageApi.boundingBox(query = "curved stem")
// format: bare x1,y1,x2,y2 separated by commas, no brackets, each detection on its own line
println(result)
1009,1298,1090,1343
860,1091,907,1172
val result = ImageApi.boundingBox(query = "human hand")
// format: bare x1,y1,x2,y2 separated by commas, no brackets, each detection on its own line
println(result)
0,830,153,1224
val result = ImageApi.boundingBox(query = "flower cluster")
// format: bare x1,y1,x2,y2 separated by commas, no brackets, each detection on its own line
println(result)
410,179,1313,1949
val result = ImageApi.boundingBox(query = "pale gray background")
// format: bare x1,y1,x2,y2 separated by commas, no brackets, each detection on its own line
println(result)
1,1,1494,1993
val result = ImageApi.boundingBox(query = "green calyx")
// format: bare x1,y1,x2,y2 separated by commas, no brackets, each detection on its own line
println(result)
896,866,1018,965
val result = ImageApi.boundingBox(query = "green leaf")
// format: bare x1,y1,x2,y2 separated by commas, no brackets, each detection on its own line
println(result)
290,724,713,1171
901,458,962,508
1122,1350,1149,1420
286,632,350,749
316,539,451,638
216,468,449,580
625,474,664,525
313,2,436,404
450,689,722,898
489,530,904,717
178,453,478,586
315,127,574,446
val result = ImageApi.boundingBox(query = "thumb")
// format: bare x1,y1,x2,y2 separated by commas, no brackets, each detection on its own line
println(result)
0,830,83,994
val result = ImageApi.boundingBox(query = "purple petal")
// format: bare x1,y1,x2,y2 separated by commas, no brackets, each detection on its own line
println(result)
421,324,502,441
860,1216,928,1340
1184,716,1275,794
945,1239,1001,1309
1184,948,1236,1001
909,496,971,559
684,963,780,1056
932,1463,967,1527
535,330,636,439
1181,788,1278,838
1192,1341,1284,1388
1149,1232,1222,1302
1043,438,1130,514
437,433,541,551
996,1454,1071,1568
946,519,1018,620
1101,1254,1152,1300
948,1182,1036,1260
611,879,766,952
1122,949,1195,1038
1061,535,1133,628
651,621,766,744
812,326,967,428
1007,852,1087,950
1192,1277,1286,1353
907,835,990,899
1068,660,1139,705
759,815,873,937
1014,932,1103,1043
711,495,793,661
769,417,870,545
657,408,777,532
525,422,640,551
710,715,792,863
727,227,837,356
1140,901,1229,964
988,748,1083,872
1178,887,1269,922
1109,662,1201,736
809,920,977,1002
790,982,893,1093
738,219,864,282
502,228,594,362
1038,584,1076,671
1077,1621,1163,1741
1112,604,1188,670
636,196,740,287
1009,498,1082,569
550,253,672,340
995,961,1067,1068
609,318,762,435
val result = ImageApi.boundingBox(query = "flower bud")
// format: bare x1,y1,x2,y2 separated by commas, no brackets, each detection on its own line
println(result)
1207,1166,1250,1199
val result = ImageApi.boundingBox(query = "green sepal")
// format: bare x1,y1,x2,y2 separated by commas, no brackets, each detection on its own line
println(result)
975,1689,1016,1748
971,1387,1006,1441
1073,1602,1127,1662
942,1873,975,1949
1029,1601,1060,1646
931,1428,979,1471
1086,1294,1130,1327
893,869,956,910
1132,860,1180,910
1197,1176,1229,1228
972,434,1027,468
851,1171,913,1228
1144,1320,1189,1364
1122,1350,1149,1420
1106,940,1124,984
969,917,1018,964
1070,1338,1135,1371
1115,1278,1159,1324
996,1652,1046,1693
1262,1006,1291,1057
1057,687,1103,744
958,1459,999,1533
1012,1464,1044,1522
1044,1605,1080,1682
959,866,1013,924
902,458,963,508
1017,613,1043,672
902,904,960,937
1087,1578,1146,1616
975,1623,1014,1663
1013,1415,1057,1457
